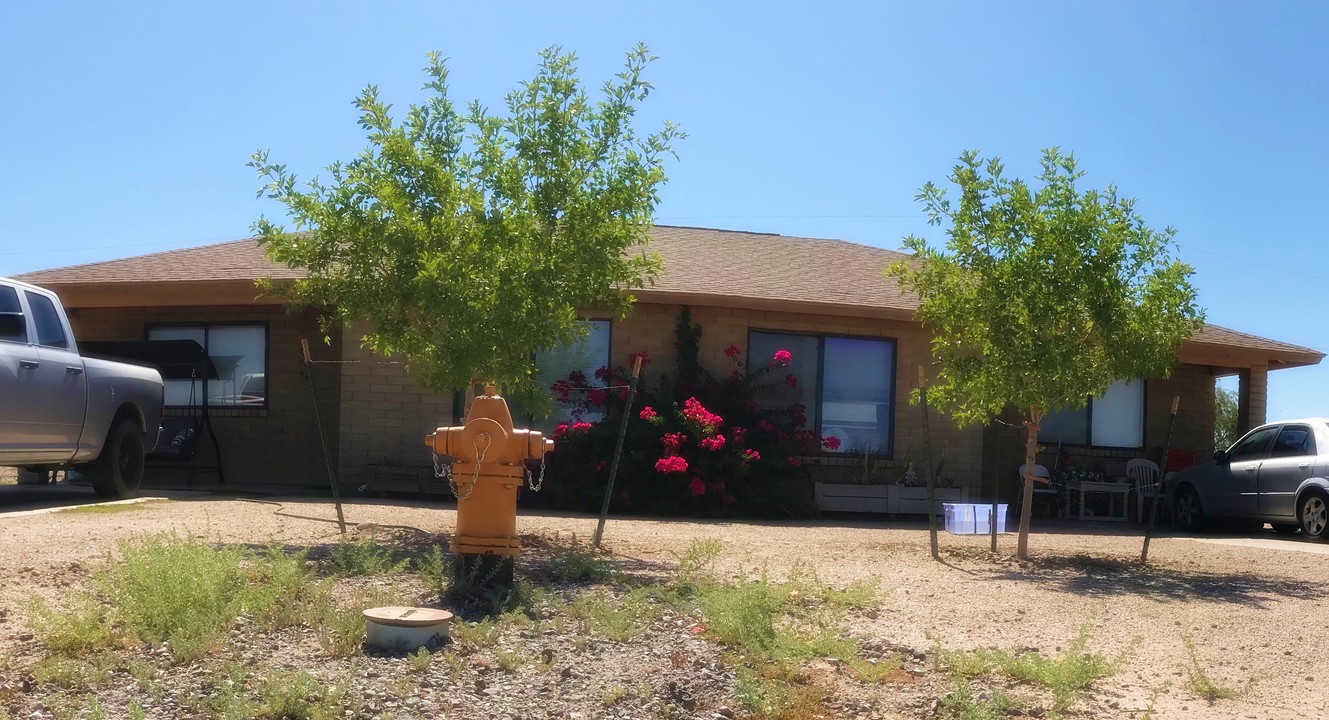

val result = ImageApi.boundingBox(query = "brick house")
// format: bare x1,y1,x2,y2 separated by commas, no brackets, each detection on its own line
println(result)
13,226,1322,503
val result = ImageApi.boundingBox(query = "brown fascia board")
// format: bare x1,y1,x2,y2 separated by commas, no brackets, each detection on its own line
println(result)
41,279,286,309
633,289,919,322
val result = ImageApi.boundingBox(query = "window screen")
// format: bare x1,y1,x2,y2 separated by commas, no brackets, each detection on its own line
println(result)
749,331,896,455
148,325,268,407
749,331,820,430
0,286,26,344
1039,379,1145,448
532,320,611,429
24,292,68,349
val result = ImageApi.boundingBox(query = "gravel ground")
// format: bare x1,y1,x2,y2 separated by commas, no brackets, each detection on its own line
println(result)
1,489,1325,719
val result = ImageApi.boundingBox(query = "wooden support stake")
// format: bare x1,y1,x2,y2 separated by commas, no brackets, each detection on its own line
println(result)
919,366,940,561
301,338,346,534
593,355,644,549
1141,395,1180,563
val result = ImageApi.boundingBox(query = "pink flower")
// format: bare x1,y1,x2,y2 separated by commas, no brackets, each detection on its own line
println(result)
681,397,723,433
587,388,608,407
689,624,706,635
822,435,842,450
721,493,737,505
772,349,792,365
554,422,569,438
655,456,689,474
724,344,743,359
568,370,588,385
662,432,688,451
785,373,798,389
788,456,802,467
593,366,609,380
639,406,658,421
688,477,707,496
699,434,726,452
572,421,593,432
741,448,760,463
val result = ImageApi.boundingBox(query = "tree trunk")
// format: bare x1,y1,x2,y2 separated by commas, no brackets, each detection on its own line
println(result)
1016,405,1039,560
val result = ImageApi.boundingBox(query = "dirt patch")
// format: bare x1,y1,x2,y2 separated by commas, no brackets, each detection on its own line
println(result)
1,493,1325,718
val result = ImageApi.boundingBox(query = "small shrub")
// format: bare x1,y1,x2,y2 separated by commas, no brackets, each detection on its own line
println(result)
408,647,432,672
1183,635,1238,703
414,545,451,597
935,624,1113,715
546,541,614,583
566,588,661,643
328,538,409,576
939,678,1013,720
27,596,116,655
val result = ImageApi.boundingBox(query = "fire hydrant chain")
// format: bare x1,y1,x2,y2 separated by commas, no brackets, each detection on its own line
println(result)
449,432,489,502
527,452,547,492
430,449,452,482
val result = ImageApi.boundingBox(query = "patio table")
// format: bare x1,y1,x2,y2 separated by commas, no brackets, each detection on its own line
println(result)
1067,479,1131,522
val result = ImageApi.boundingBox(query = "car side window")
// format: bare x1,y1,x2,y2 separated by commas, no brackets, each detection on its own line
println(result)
24,291,68,349
1229,425,1279,463
0,285,27,344
1270,425,1315,458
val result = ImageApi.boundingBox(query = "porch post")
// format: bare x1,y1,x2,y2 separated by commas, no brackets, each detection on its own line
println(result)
1236,362,1269,434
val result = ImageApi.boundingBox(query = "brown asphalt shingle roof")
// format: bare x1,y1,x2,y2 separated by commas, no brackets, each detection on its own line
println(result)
13,226,1322,362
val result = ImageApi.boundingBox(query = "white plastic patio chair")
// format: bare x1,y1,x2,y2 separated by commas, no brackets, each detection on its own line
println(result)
1017,463,1059,518
1126,458,1162,523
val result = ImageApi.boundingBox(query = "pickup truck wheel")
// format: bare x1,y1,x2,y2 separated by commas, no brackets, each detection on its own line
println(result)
90,419,144,498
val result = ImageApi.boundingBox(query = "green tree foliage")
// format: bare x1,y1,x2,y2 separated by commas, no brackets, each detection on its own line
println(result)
250,45,681,406
887,149,1204,557
1214,384,1239,451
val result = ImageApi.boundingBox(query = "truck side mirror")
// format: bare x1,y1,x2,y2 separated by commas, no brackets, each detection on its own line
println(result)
1213,449,1228,464
0,311,24,339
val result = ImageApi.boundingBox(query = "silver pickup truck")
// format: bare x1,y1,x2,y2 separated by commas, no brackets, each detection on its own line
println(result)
1,278,164,498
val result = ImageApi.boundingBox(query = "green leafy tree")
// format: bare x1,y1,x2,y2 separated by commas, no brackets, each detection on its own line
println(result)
888,149,1204,558
250,45,681,407
1214,384,1239,452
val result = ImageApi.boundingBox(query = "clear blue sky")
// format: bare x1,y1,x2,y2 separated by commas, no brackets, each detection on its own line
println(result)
2,2,1325,421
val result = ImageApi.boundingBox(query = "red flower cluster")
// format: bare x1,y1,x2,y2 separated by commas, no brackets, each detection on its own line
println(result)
724,344,743,359
662,432,688,451
699,434,726,451
587,388,608,407
552,421,593,438
785,373,798,389
629,351,652,368
655,456,689,474
639,406,658,421
741,448,761,463
822,435,842,450
681,397,723,434
772,349,792,366
688,477,706,496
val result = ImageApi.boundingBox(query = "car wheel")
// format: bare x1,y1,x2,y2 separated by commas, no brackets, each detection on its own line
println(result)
89,418,144,499
1173,485,1206,532
1298,490,1329,541
1271,523,1300,536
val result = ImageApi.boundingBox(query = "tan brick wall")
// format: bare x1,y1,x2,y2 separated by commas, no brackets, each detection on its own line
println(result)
336,324,455,490
65,305,341,488
606,303,985,491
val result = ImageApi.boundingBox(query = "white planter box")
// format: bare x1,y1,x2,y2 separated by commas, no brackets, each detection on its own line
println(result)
814,483,894,514
815,483,970,516
895,486,969,516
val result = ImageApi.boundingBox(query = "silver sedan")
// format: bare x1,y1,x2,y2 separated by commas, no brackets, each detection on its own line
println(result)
1171,418,1329,539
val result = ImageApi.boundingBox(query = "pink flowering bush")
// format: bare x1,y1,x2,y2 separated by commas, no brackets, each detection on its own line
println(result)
538,308,822,519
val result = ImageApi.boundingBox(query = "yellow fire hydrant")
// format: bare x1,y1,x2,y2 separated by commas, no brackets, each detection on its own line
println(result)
424,386,554,589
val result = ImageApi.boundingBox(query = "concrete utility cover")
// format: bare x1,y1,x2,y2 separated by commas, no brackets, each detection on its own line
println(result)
362,606,454,627
1178,536,1329,556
